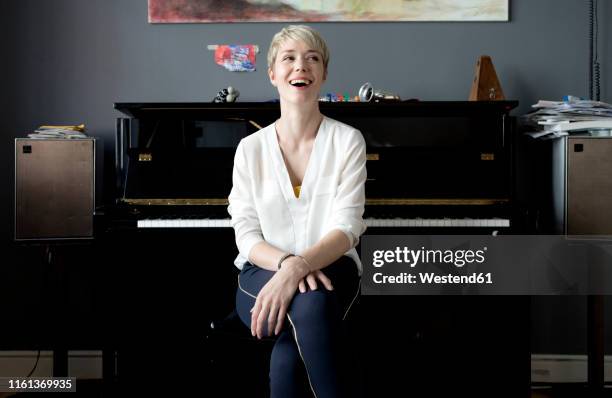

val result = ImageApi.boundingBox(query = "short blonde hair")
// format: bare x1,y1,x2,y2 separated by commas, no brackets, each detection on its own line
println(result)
267,25,330,72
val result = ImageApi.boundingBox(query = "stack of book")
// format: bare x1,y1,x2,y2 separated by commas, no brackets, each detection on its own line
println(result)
28,124,87,139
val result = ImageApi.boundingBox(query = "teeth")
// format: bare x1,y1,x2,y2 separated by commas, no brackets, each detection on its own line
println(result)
290,79,312,86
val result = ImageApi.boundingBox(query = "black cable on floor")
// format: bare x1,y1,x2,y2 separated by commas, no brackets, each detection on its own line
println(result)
26,350,41,377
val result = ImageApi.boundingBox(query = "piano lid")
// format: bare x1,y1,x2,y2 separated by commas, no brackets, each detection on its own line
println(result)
114,101,518,119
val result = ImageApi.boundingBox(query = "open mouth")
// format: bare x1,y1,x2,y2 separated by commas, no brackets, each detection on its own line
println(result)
290,79,312,88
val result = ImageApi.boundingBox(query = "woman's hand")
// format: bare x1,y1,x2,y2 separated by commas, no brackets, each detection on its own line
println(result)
250,257,309,339
298,270,334,293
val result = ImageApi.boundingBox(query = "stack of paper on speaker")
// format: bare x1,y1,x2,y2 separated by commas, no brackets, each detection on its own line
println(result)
28,124,87,139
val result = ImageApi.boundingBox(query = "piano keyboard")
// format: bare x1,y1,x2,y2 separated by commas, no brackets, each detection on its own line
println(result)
136,218,510,228
365,218,510,228
138,219,232,228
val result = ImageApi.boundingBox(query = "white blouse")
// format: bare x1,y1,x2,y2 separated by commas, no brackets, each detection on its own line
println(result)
227,116,367,274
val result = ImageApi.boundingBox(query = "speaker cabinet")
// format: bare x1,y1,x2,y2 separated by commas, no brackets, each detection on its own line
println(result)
551,136,612,235
567,137,612,235
15,139,95,240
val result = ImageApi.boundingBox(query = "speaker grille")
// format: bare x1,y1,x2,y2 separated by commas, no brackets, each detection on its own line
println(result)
567,137,612,235
15,139,95,240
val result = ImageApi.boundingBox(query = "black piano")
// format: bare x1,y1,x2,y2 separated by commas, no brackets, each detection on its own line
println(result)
104,101,528,397
111,100,519,233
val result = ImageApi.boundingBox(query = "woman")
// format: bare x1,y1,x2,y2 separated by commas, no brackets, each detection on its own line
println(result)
228,25,366,398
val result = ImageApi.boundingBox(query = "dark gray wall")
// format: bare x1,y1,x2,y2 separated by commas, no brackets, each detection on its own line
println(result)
2,0,611,358
3,0,611,244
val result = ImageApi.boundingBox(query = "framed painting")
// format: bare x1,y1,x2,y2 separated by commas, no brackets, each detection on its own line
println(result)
148,0,509,23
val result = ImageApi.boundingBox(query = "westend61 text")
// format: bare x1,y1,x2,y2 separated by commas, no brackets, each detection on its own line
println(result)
372,272,493,285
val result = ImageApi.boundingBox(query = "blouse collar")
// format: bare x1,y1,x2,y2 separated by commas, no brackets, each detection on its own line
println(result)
266,116,328,202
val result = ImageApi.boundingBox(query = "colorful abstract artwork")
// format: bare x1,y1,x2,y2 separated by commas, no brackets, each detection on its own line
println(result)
212,45,257,72
148,0,509,23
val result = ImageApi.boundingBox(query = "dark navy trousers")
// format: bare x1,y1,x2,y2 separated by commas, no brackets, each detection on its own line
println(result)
236,256,360,398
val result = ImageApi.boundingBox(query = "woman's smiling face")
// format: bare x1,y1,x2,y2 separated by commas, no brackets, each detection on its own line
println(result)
269,38,327,105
